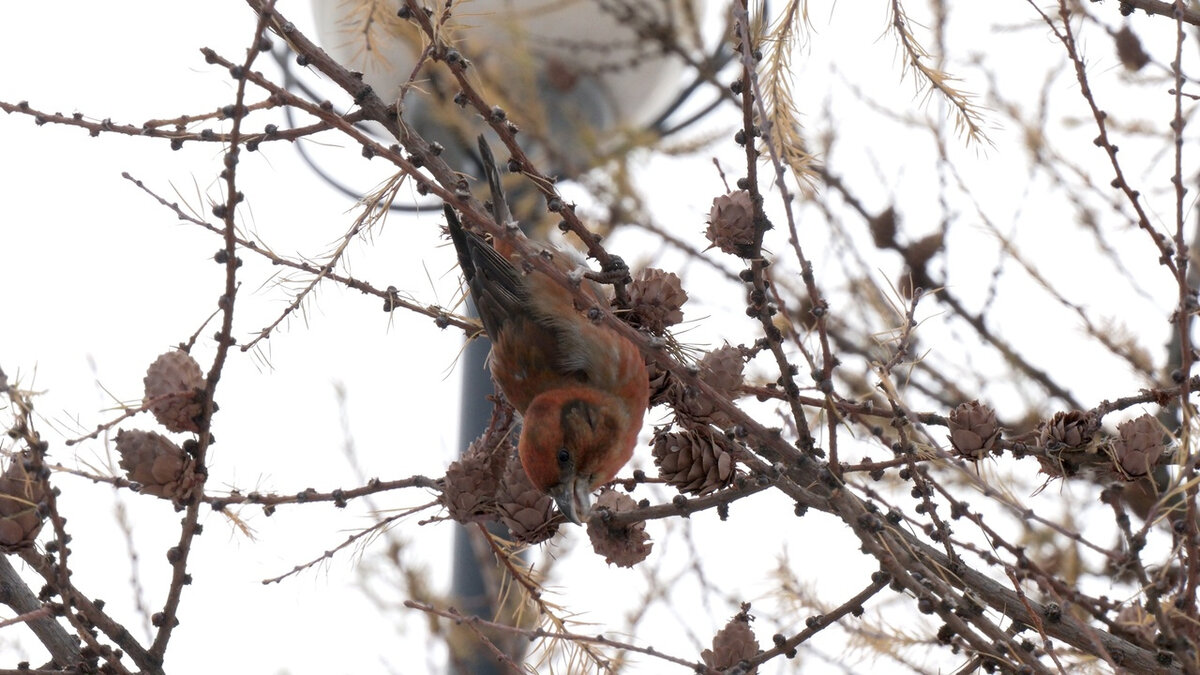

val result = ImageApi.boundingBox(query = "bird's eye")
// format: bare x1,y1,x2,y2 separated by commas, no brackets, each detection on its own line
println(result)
557,448,571,465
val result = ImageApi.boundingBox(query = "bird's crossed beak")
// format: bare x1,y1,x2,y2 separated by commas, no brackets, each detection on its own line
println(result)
551,475,593,525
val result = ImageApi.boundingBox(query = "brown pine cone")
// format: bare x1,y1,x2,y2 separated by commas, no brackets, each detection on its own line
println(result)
868,206,898,248
495,455,561,544
699,345,745,393
441,434,510,522
1111,413,1165,479
652,427,737,496
0,454,45,552
946,400,1001,460
673,345,745,428
706,190,757,256
585,489,651,567
143,351,206,433
645,359,675,408
628,268,688,335
1036,410,1099,478
442,455,500,522
701,607,759,673
1114,26,1150,72
115,429,200,503
1040,410,1096,450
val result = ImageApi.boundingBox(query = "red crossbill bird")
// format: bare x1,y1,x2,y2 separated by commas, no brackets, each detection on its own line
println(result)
445,149,648,524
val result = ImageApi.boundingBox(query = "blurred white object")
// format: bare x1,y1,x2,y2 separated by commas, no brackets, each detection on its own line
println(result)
311,0,705,171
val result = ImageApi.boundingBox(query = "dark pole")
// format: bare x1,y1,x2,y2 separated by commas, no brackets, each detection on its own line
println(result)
449,317,511,675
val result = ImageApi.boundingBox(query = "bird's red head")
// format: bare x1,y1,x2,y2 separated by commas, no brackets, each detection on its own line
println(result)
518,386,638,524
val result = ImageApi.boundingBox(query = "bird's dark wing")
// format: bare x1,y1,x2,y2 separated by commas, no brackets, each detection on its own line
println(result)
444,204,529,342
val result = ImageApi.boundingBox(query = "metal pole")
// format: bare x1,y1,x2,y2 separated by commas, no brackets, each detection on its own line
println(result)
450,320,511,675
